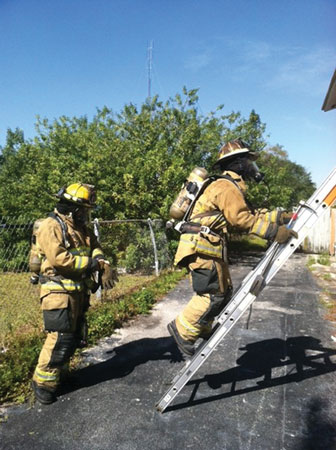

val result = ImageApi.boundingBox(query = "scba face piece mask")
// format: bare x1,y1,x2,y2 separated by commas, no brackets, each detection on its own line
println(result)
246,160,265,183
225,156,265,183
74,207,91,227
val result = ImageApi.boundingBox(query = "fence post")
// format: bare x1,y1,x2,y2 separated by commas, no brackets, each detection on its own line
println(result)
93,218,102,299
147,218,159,276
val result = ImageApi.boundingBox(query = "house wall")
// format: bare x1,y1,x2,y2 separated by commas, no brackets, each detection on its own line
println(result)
301,208,336,255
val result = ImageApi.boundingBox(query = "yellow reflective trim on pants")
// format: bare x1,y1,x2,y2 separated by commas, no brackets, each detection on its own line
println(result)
34,368,58,382
177,313,200,336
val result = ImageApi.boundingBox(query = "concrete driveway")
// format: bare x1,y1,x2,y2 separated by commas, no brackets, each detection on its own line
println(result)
1,253,336,450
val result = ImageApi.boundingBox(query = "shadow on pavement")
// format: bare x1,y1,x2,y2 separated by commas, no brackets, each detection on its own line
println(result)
297,397,336,450
59,336,184,395
167,335,336,411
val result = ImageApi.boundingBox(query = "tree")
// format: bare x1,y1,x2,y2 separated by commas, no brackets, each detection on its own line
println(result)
0,88,268,220
0,88,315,268
246,145,316,210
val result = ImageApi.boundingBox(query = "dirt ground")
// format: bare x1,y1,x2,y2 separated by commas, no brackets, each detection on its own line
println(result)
308,254,336,339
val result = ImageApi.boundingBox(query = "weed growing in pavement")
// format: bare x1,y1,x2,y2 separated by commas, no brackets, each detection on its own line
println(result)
323,273,332,281
307,254,331,270
317,253,331,266
307,256,316,268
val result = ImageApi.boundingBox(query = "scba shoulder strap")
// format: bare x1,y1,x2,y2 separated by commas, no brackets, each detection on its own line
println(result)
48,212,71,249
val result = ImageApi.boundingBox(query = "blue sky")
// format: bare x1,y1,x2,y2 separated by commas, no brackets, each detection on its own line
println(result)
0,0,335,186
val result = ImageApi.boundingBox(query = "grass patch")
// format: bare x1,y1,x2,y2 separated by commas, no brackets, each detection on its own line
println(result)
0,273,155,351
306,254,332,272
0,334,43,404
323,273,332,281
0,269,186,405
0,273,41,351
317,253,331,266
307,256,316,268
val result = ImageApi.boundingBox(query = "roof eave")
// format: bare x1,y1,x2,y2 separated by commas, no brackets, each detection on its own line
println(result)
322,69,336,112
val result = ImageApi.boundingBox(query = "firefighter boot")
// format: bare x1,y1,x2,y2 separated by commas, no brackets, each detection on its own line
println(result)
167,321,195,357
31,381,56,405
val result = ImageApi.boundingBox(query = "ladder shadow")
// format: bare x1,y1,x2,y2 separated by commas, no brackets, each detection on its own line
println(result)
59,336,183,396
167,335,336,412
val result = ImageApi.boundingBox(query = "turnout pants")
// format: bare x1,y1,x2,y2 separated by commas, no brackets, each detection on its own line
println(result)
33,291,89,391
176,254,232,342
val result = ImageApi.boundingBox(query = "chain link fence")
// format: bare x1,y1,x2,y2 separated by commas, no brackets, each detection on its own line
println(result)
94,218,173,276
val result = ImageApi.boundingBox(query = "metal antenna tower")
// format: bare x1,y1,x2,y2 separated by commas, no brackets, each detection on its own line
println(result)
147,40,154,99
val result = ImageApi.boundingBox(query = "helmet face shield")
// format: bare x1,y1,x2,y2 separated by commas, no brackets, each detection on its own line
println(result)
222,156,264,183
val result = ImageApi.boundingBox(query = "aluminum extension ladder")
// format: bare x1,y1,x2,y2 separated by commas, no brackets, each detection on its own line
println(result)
156,167,336,413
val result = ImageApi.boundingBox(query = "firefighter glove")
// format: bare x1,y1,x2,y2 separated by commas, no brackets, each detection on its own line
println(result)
101,264,119,290
274,225,298,244
279,211,293,225
86,256,105,274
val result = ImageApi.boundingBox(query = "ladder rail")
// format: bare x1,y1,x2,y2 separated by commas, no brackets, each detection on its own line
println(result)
156,168,336,413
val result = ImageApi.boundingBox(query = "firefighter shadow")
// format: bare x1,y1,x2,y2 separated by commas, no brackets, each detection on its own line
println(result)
59,336,183,395
168,336,336,412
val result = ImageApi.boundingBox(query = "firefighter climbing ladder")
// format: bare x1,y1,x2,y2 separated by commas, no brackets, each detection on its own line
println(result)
156,167,336,413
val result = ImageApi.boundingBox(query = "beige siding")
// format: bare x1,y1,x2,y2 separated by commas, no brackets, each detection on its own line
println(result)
302,208,336,255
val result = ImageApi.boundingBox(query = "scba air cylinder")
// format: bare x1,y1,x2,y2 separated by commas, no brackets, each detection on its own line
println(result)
169,167,208,220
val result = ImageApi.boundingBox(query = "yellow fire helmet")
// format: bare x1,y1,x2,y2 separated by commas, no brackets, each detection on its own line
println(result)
56,183,96,208
212,139,258,169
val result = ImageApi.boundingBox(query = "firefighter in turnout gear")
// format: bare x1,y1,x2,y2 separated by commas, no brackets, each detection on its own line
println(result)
32,183,117,404
168,139,297,356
